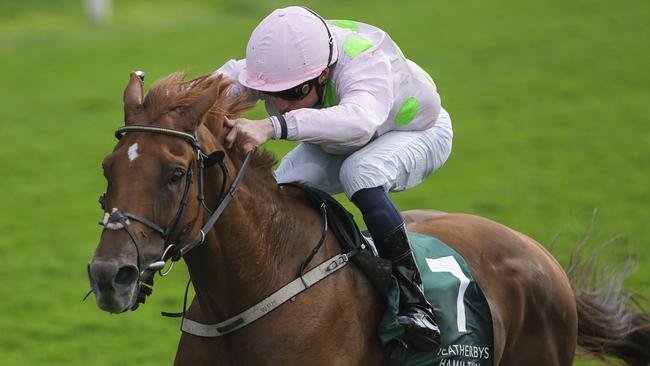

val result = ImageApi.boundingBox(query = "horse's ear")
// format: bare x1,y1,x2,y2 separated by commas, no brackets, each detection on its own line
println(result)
123,71,144,123
183,79,221,129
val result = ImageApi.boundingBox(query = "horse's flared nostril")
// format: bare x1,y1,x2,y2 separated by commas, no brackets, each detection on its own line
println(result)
115,265,139,286
89,260,119,291
88,259,138,313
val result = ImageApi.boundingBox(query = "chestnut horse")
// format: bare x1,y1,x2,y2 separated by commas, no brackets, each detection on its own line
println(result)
88,72,650,366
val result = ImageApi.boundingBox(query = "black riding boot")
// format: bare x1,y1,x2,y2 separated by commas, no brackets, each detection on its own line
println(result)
376,224,441,351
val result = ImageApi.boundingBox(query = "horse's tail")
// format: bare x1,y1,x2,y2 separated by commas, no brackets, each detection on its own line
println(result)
566,243,650,366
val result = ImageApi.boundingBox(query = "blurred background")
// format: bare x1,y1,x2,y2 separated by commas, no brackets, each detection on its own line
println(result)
0,0,648,365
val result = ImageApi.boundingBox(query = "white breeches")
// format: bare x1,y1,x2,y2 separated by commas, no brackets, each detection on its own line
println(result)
274,108,453,198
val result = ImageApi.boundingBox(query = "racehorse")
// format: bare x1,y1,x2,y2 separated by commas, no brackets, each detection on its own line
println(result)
88,72,650,365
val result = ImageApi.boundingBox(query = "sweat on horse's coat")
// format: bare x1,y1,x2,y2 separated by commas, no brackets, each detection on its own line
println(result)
87,72,650,366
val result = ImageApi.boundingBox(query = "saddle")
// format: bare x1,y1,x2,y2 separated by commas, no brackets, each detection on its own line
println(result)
287,184,494,366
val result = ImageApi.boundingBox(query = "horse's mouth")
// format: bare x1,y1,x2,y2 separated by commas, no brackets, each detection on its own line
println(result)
99,294,136,313
91,286,138,314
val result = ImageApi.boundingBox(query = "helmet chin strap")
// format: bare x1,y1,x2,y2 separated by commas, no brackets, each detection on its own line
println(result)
314,79,327,107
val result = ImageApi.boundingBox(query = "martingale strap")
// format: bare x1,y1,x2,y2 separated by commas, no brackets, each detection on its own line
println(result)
181,253,352,337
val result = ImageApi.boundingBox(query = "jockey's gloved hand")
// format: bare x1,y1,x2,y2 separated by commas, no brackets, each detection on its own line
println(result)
224,117,274,154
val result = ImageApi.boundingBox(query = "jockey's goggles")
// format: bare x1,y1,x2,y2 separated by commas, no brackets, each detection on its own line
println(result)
264,77,319,101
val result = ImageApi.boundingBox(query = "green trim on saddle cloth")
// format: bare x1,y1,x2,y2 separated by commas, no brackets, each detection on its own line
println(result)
378,232,494,366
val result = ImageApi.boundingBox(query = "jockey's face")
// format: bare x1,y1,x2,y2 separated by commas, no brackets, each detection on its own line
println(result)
272,86,319,114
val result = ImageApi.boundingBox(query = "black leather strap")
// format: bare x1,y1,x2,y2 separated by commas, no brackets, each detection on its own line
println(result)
123,213,166,236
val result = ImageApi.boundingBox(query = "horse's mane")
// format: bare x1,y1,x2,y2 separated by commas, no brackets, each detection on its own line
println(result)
142,72,277,173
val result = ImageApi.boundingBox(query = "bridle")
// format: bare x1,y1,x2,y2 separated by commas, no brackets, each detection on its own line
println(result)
98,124,254,308
95,125,355,336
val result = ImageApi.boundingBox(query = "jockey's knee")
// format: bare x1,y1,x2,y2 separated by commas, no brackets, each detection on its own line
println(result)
339,155,389,199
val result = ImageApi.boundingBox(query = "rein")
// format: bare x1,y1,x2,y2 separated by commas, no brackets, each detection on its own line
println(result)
99,125,254,307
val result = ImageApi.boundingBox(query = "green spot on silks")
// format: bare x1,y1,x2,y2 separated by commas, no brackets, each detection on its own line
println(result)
343,36,373,58
333,19,359,32
395,97,420,126
324,79,337,108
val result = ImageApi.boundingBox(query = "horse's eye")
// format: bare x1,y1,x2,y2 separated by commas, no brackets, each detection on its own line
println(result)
170,168,185,184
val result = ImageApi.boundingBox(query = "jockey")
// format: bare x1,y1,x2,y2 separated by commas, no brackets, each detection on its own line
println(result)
215,6,452,351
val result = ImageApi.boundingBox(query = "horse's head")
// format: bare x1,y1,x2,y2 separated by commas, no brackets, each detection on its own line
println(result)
88,71,234,313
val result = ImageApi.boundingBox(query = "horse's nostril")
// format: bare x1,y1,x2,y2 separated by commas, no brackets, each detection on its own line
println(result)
114,265,139,286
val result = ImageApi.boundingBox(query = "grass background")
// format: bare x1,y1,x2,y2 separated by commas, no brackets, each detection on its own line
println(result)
0,0,648,365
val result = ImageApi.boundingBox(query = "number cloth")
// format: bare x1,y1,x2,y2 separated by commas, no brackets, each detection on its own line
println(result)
379,232,494,366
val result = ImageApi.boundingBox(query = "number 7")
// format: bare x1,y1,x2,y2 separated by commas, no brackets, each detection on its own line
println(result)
425,256,470,332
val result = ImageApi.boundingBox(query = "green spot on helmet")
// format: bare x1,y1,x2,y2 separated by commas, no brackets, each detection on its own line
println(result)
343,36,373,58
395,97,420,126
333,19,359,32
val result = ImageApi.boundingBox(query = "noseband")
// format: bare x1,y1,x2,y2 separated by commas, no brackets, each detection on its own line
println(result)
99,125,254,307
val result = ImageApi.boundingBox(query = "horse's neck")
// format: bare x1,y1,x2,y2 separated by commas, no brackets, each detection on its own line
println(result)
178,139,383,363
184,159,328,322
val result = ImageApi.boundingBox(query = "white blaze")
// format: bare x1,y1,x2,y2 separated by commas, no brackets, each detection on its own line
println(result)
128,143,139,162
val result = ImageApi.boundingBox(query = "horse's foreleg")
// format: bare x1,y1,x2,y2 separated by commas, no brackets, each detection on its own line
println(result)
174,332,228,366
173,301,230,366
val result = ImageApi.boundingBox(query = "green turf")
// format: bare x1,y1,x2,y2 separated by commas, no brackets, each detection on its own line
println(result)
0,0,648,365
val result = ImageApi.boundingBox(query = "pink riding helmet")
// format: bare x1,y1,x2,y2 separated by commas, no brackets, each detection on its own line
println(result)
238,6,339,92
